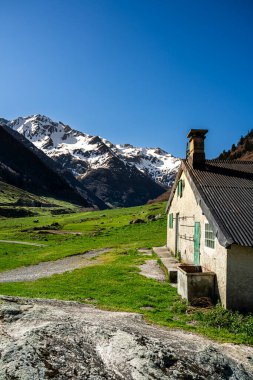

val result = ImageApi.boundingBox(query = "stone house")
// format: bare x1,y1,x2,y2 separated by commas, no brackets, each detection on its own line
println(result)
166,129,253,311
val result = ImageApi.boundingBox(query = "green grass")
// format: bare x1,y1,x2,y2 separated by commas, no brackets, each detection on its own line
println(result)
0,201,252,345
0,202,166,270
0,181,79,217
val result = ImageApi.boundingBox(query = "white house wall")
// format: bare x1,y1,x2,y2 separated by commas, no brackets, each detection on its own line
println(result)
227,245,253,311
167,171,228,307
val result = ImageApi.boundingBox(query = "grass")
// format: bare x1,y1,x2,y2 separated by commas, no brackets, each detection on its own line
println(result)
0,181,79,217
0,202,166,270
0,201,252,345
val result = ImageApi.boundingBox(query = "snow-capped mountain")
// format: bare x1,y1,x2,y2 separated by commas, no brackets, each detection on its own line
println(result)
5,115,180,207
0,124,107,210
110,144,179,186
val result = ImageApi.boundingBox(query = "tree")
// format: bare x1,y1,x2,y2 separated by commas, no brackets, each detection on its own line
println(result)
243,139,251,152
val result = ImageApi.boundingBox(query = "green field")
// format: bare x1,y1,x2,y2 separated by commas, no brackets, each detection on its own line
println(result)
0,181,79,218
0,201,252,345
0,202,166,270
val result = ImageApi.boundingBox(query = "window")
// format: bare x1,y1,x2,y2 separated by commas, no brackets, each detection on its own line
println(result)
169,213,173,228
205,223,215,249
177,180,183,197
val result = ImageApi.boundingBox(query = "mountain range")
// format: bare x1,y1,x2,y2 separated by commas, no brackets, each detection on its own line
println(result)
4,115,180,207
0,124,107,210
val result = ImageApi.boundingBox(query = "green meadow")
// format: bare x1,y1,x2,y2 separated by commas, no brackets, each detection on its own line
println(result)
0,201,252,345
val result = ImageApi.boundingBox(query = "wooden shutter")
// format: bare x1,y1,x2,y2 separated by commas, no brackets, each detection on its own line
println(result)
169,213,173,228
177,180,183,197
194,222,201,265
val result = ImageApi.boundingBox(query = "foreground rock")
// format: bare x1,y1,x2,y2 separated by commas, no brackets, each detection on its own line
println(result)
0,297,252,379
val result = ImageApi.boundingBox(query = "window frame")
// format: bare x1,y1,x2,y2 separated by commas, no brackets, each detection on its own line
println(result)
205,223,215,249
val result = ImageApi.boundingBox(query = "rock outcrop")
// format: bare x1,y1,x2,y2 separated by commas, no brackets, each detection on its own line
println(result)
0,297,252,379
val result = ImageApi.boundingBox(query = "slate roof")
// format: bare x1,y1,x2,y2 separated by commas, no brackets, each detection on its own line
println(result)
167,160,253,247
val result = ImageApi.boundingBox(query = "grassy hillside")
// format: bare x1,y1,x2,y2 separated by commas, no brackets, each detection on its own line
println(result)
0,181,80,218
0,202,252,345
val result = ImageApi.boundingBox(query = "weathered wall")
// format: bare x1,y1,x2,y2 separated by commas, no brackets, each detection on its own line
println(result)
167,171,228,306
227,245,253,312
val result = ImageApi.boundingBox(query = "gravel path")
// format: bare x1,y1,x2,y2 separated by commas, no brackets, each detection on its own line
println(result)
138,248,153,256
139,259,166,281
0,248,111,282
0,240,46,247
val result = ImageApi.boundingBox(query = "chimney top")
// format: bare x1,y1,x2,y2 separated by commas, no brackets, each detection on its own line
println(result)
187,129,208,139
187,129,208,168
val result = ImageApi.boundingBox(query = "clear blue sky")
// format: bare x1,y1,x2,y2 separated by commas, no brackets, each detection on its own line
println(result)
1,0,253,158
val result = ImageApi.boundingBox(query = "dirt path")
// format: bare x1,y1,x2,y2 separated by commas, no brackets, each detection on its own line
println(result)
0,248,111,282
0,240,46,247
139,259,166,281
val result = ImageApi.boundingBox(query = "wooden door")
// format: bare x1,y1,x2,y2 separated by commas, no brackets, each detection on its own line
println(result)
194,222,200,265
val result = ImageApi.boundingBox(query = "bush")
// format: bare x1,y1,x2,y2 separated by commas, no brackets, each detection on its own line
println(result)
195,304,253,336
170,300,188,314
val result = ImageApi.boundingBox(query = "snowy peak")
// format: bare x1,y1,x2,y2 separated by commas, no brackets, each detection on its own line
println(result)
6,114,181,206
10,115,90,153
111,144,180,185
7,114,180,187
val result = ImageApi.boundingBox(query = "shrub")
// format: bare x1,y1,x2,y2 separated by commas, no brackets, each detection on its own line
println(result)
170,300,188,314
195,303,253,336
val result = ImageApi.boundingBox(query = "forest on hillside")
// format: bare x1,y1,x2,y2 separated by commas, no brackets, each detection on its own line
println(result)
219,129,253,160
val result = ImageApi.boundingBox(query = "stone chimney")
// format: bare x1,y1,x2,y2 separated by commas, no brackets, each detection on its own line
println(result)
187,129,208,168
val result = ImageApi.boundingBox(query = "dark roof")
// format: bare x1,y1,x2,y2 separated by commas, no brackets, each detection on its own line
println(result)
166,160,253,247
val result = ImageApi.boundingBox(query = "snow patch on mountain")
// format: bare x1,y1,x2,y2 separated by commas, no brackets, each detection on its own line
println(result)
7,114,180,186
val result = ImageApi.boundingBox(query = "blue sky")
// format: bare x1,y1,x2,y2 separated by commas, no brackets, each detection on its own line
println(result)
1,0,253,158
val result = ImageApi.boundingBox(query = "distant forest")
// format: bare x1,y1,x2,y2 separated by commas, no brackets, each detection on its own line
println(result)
218,129,253,160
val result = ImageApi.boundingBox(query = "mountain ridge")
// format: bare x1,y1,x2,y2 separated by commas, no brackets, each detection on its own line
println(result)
218,129,253,161
0,124,107,210
5,114,180,207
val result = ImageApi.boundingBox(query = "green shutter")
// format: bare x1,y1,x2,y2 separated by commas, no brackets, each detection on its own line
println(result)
169,213,173,228
194,222,201,265
177,180,183,197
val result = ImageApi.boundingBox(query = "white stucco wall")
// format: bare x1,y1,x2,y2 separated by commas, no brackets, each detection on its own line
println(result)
227,245,253,312
167,171,228,306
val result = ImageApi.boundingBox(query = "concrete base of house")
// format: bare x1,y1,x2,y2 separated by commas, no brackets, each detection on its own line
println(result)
178,265,215,303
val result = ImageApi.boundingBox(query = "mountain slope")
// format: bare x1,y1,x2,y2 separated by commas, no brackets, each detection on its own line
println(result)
0,181,81,217
0,124,107,209
6,115,180,207
218,129,253,161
